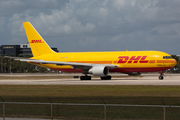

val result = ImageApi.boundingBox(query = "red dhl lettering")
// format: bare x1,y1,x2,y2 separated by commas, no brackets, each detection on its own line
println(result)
118,56,129,63
30,40,44,43
117,56,148,63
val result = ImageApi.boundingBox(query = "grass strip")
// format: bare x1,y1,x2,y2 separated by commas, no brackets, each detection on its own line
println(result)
0,85,180,119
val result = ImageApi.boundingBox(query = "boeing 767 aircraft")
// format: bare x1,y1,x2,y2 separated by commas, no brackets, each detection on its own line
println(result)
7,22,177,80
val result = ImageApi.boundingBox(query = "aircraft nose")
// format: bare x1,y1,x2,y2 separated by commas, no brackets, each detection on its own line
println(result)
171,59,177,67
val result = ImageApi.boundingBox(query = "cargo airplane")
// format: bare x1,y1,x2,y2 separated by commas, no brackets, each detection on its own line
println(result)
7,22,177,80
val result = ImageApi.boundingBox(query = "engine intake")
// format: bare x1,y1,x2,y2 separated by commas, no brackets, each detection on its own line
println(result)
88,66,109,76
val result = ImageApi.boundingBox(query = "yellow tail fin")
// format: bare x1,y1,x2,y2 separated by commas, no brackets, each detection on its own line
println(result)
23,22,56,57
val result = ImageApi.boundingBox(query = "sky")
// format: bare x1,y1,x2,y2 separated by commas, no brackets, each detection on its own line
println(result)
0,0,180,55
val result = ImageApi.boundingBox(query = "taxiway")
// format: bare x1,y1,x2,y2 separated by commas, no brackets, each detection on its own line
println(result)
0,73,179,85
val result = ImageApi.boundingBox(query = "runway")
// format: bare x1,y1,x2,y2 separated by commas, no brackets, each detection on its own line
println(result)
0,73,179,85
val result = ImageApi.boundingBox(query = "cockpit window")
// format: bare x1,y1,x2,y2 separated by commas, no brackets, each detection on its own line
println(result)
163,56,172,59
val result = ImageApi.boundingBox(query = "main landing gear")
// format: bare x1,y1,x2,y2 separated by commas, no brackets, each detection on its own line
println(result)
100,75,112,80
80,75,112,80
80,76,91,80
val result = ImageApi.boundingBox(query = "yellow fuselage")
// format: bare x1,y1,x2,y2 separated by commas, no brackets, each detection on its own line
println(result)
30,50,177,73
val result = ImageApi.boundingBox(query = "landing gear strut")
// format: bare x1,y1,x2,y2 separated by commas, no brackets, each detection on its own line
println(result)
159,73,164,80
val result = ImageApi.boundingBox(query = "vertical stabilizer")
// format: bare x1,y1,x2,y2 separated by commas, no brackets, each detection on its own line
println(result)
23,22,55,57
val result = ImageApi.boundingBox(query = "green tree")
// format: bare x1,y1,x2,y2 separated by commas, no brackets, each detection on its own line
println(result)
0,56,2,73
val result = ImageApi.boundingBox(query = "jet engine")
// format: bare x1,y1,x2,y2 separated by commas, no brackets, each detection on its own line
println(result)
88,66,109,76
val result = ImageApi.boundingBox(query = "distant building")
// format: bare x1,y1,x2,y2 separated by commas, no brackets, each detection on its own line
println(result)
0,43,58,57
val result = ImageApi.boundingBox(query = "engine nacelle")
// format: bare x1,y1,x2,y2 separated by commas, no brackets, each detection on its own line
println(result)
88,66,109,76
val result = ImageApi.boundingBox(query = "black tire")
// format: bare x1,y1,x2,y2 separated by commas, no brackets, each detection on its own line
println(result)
101,76,111,80
159,76,164,80
80,76,84,80
80,76,91,80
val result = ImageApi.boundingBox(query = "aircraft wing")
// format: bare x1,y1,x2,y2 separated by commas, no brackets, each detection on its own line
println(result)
5,56,119,70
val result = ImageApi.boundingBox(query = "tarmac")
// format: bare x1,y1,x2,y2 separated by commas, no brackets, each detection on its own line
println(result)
0,73,179,85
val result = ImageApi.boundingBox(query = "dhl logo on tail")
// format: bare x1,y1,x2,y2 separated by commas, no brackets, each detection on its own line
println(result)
118,56,148,63
30,40,44,43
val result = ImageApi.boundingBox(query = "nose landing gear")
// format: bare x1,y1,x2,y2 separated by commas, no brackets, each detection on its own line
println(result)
159,73,164,80
158,71,164,80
